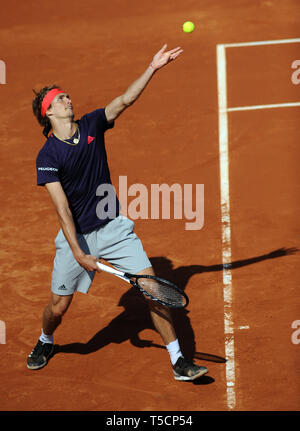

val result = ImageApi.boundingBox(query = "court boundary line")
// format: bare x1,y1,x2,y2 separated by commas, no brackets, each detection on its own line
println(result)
227,102,300,112
223,38,300,48
216,37,300,411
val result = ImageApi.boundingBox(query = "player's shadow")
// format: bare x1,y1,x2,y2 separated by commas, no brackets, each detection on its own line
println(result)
54,246,297,383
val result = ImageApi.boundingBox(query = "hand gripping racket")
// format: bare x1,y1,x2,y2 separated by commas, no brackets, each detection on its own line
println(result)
96,261,189,309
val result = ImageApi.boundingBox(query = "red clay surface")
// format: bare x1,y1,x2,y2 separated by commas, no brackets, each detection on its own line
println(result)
0,0,299,411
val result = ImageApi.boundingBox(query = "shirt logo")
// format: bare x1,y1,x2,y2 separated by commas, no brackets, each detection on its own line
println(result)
38,167,58,171
88,136,95,144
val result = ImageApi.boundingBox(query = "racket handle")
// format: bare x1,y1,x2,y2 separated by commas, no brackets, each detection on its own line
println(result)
96,261,130,279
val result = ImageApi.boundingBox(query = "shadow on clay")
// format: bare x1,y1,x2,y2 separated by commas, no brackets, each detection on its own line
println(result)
53,247,298,384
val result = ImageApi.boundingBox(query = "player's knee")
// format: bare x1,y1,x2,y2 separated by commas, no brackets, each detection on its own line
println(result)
50,296,72,318
50,304,65,319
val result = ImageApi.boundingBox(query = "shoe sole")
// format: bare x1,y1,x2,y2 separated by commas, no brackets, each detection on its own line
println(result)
173,367,208,381
27,345,54,370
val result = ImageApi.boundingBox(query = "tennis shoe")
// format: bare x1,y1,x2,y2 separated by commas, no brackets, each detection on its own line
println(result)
27,339,54,370
172,356,208,381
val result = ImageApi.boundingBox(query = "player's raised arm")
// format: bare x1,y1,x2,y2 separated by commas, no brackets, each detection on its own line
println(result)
105,44,183,123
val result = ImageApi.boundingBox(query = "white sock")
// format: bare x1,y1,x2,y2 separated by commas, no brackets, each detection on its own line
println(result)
166,339,182,365
39,328,54,344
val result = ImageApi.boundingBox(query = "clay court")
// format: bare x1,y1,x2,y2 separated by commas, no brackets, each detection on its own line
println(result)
0,0,299,412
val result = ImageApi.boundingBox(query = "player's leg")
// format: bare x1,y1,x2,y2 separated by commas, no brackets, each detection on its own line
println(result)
27,229,96,370
136,266,208,381
42,293,74,335
135,266,177,345
99,215,208,380
27,293,73,370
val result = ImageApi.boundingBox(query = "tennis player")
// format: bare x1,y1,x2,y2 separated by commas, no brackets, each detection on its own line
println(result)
27,44,208,381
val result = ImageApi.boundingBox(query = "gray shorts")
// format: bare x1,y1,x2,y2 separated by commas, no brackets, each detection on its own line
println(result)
51,215,151,295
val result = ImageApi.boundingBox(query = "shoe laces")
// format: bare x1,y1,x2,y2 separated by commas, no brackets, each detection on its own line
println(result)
29,341,46,357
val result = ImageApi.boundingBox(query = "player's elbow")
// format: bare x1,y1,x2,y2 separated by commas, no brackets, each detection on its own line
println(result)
121,93,134,107
106,96,130,122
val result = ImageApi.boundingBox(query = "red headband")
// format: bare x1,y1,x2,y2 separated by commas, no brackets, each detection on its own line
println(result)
41,88,65,117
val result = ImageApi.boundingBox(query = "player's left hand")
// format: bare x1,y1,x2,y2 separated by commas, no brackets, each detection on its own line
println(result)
151,44,183,70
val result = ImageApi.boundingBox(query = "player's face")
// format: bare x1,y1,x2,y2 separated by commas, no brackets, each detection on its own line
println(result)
47,93,74,120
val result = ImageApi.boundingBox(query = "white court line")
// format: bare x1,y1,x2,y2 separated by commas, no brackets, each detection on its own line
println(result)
223,38,300,48
216,44,236,411
226,102,300,112
216,37,300,411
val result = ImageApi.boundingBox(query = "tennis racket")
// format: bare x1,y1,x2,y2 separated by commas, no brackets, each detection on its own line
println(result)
96,261,189,309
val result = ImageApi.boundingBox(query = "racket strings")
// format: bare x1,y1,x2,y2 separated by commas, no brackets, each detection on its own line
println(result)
137,278,186,307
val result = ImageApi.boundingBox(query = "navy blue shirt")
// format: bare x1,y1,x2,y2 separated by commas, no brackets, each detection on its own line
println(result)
36,108,120,233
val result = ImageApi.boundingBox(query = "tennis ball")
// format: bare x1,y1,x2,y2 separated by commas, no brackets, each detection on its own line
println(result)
183,21,195,33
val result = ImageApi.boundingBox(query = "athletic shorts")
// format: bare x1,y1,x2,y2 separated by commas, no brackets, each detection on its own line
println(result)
51,215,151,295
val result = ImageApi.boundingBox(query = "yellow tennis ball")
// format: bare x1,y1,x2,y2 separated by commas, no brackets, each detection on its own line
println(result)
183,21,195,33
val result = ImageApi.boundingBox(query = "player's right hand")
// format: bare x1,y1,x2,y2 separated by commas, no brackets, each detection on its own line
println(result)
76,254,99,272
